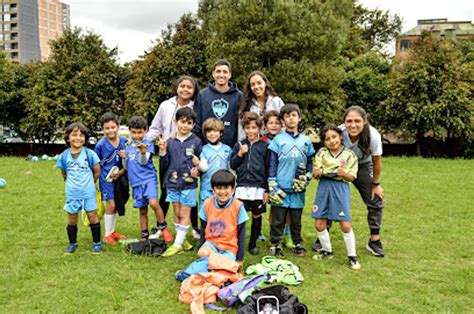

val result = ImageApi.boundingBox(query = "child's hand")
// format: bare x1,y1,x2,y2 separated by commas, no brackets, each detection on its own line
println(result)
313,165,321,178
192,154,200,166
337,167,346,177
263,193,269,204
190,167,199,178
118,150,126,159
158,135,167,154
138,142,149,155
238,142,249,158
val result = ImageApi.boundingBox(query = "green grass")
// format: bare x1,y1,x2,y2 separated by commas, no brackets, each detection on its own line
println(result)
0,157,473,312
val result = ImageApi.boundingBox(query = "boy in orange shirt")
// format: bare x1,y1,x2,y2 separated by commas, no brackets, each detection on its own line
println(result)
197,170,249,263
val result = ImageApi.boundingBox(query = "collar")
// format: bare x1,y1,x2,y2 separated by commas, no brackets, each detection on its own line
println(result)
214,195,235,209
285,130,299,138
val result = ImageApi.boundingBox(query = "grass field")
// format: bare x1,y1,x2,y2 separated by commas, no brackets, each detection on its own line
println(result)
0,156,473,312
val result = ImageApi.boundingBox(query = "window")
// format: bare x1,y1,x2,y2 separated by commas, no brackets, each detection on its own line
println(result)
400,40,411,52
11,13,17,21
3,4,10,11
4,23,11,31
11,23,17,30
11,4,17,11
11,42,18,50
11,52,18,59
11,33,17,40
3,14,10,21
3,33,10,40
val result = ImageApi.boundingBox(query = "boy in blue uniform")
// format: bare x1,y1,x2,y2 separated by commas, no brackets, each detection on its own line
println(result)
57,122,102,254
159,107,202,257
198,118,232,217
94,113,128,245
231,112,269,255
123,116,172,242
268,104,315,257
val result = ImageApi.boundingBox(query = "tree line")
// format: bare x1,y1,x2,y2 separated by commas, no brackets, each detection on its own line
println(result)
0,0,472,151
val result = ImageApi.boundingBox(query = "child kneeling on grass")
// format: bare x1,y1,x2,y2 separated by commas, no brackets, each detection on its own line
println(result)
57,122,102,254
198,169,249,264
312,124,361,270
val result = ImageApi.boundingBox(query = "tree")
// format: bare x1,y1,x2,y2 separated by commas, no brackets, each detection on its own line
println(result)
383,32,472,149
20,28,124,143
125,13,207,122
198,0,352,128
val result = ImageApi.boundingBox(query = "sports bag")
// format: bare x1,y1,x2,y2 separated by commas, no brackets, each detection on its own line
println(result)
217,274,268,307
127,239,167,257
237,285,308,314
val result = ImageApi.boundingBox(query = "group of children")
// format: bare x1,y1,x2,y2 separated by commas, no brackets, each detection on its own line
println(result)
57,101,363,270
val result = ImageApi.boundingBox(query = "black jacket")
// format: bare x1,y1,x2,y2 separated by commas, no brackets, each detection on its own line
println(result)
230,139,269,190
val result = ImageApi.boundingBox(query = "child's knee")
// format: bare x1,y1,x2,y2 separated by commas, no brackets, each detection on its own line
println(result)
315,219,327,232
86,210,99,224
106,200,116,213
139,207,148,215
340,221,352,233
197,246,213,258
68,214,79,225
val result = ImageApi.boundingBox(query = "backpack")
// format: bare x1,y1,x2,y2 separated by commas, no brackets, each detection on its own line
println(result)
237,285,308,314
215,274,269,308
127,239,167,257
175,257,210,282
60,147,96,173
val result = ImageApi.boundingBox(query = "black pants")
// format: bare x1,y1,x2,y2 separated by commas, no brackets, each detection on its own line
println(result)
158,160,169,217
270,206,303,245
242,199,266,249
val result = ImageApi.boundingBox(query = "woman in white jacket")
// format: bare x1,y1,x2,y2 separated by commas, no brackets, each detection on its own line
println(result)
237,71,284,141
146,75,199,221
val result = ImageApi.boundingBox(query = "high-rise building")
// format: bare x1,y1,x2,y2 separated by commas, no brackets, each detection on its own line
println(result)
0,0,70,63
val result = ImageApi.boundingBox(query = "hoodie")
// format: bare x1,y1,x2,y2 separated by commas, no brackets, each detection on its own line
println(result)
193,81,242,148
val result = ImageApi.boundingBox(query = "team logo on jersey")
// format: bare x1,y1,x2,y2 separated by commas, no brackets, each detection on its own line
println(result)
313,205,319,213
212,98,229,119
209,220,226,237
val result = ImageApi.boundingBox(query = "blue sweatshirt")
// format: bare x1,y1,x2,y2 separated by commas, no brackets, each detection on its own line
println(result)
160,133,202,191
230,139,269,190
193,80,242,148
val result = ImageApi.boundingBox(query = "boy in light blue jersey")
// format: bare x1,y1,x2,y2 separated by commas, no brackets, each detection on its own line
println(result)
56,122,102,254
123,116,172,242
268,104,315,257
198,118,232,215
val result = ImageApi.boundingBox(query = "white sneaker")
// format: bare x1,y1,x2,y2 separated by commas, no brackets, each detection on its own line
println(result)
192,229,200,240
149,229,162,240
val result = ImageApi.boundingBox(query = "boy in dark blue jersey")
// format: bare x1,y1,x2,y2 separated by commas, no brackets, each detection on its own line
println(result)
159,107,202,257
123,116,172,242
268,104,315,257
94,113,128,245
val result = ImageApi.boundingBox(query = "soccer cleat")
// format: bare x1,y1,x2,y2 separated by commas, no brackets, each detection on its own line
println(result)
181,240,193,251
293,243,306,257
92,242,103,254
348,256,361,271
149,228,162,240
161,228,174,243
282,234,294,249
249,247,259,255
103,234,117,246
312,238,323,252
312,250,334,260
64,243,78,254
112,231,127,240
161,245,183,257
269,244,285,258
366,239,385,257
258,232,266,241
192,229,200,240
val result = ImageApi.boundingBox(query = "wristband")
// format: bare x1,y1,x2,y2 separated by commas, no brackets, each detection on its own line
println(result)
372,181,380,186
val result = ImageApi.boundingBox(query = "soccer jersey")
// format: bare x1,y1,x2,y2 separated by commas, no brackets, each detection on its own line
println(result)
199,196,249,256
199,143,232,191
314,147,358,181
268,131,315,190
56,148,100,200
339,124,382,167
94,136,128,183
125,139,157,187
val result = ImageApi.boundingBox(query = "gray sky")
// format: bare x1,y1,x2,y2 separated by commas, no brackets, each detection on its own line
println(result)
63,0,473,63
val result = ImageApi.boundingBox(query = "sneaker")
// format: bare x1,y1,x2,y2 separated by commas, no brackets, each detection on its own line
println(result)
92,242,103,254
181,240,193,251
161,228,174,243
64,243,78,254
293,243,306,257
249,247,259,255
366,239,385,257
161,245,182,257
192,229,200,240
348,256,361,270
103,234,117,246
112,231,127,240
312,250,334,260
258,233,266,241
312,238,322,252
282,234,294,249
149,228,162,240
269,244,285,258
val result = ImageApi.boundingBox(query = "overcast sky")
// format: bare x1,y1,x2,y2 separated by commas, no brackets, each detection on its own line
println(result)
63,0,473,63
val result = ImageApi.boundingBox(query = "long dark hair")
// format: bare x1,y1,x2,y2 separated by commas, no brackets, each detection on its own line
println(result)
343,106,371,158
238,71,277,118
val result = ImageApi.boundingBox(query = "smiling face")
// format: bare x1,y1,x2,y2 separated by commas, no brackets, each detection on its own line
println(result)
323,129,342,154
68,128,86,150
177,79,195,103
212,65,231,89
265,116,282,137
344,110,366,140
129,127,146,142
249,74,267,99
282,111,301,132
102,120,119,140
243,121,261,143
213,185,235,205
176,118,195,137
205,130,221,144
